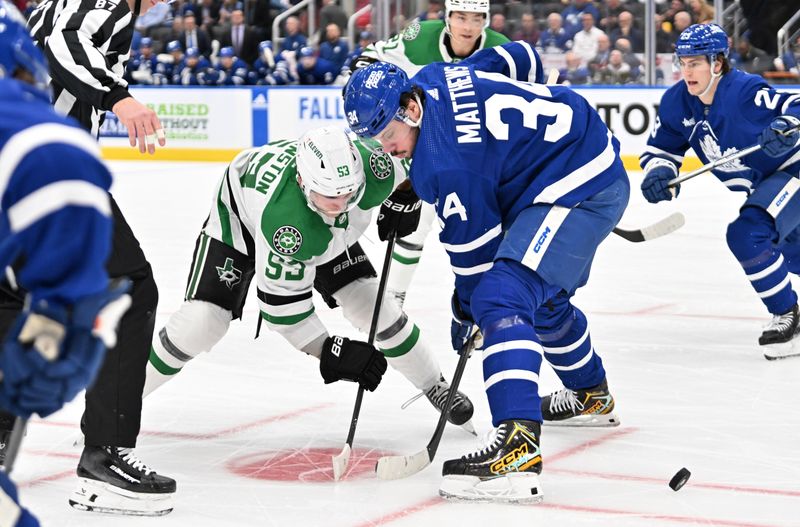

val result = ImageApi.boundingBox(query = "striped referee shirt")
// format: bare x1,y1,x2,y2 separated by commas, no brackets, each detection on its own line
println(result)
27,0,141,137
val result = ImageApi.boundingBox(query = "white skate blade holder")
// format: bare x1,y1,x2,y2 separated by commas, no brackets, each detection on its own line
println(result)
69,477,174,517
763,339,800,360
543,412,621,427
439,473,543,504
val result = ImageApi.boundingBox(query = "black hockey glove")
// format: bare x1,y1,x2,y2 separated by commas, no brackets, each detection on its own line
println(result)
377,185,422,241
320,336,387,391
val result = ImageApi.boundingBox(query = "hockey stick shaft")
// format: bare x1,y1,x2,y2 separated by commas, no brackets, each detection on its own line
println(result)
1,417,27,475
332,232,396,481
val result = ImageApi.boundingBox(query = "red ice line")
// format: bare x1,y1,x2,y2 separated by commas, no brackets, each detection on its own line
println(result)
350,427,796,527
17,402,334,487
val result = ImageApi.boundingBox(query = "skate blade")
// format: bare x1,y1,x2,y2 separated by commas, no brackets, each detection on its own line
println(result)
459,419,477,436
70,477,174,517
543,412,621,427
762,339,800,360
439,473,543,504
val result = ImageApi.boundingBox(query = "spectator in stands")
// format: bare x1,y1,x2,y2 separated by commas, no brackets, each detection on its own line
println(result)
489,13,511,39
218,0,238,27
559,50,591,85
319,0,348,36
588,32,612,76
319,22,350,70
180,12,212,57
221,7,259,65
538,12,572,53
417,0,444,21
197,0,221,34
169,15,185,44
512,12,539,46
687,0,714,24
776,35,800,74
731,34,773,75
609,11,643,52
134,0,172,40
214,46,249,85
598,0,625,33
572,12,605,65
280,15,307,56
562,0,601,39
342,30,375,73
655,0,687,26
295,46,338,85
249,41,278,84
615,37,642,81
594,49,633,84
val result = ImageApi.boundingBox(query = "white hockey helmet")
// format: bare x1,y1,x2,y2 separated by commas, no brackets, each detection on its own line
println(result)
445,0,490,30
295,126,365,214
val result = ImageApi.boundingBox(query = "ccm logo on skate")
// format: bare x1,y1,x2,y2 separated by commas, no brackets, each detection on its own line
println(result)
533,227,551,254
490,444,541,474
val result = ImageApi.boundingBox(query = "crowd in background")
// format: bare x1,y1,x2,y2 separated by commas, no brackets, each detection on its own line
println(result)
16,0,800,87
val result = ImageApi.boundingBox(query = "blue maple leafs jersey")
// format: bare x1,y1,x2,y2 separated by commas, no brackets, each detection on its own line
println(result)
641,69,800,193
407,51,623,303
0,79,113,307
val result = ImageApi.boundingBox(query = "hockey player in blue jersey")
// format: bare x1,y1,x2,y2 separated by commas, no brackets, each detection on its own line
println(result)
214,46,249,85
343,43,628,502
0,1,130,523
640,24,800,360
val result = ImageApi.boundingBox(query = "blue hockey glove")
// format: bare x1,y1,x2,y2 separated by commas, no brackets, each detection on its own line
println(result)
451,291,475,352
0,280,131,418
641,159,679,203
759,115,800,158
0,471,40,527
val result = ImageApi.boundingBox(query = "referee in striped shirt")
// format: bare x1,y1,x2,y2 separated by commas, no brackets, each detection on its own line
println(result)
10,0,175,516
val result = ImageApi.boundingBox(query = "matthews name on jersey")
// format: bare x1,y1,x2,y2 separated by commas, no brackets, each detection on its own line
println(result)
641,69,800,193
355,19,509,77
191,136,407,340
0,78,113,306
405,51,623,306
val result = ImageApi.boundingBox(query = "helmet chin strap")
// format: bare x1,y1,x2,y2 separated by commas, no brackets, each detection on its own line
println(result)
396,94,424,128
698,55,722,99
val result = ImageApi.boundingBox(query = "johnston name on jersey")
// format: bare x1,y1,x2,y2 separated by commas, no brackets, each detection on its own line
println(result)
196,136,407,328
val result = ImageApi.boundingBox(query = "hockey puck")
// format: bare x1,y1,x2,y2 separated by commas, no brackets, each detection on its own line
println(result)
669,468,691,491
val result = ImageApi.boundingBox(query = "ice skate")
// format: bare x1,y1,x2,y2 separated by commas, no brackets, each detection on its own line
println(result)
404,376,476,434
440,419,543,504
541,378,620,427
760,304,800,360
69,446,176,516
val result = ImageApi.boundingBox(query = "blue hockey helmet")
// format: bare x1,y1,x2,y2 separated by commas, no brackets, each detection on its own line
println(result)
140,37,153,49
297,46,315,58
0,0,50,96
166,40,182,53
185,47,199,58
343,61,410,138
675,23,729,59
219,46,235,58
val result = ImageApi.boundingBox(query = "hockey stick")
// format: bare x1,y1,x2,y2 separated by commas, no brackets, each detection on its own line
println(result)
612,212,686,243
0,417,26,475
331,232,397,481
375,333,477,480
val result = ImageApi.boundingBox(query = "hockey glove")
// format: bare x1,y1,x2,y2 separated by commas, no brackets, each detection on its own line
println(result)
377,185,422,241
0,471,39,527
759,115,800,158
319,336,387,391
641,159,679,203
0,280,131,418
451,291,475,352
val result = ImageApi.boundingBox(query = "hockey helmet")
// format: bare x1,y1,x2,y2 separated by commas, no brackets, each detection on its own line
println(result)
219,46,235,58
166,40,183,53
343,61,410,138
297,46,315,58
185,47,200,58
675,23,729,59
0,0,50,97
295,127,366,215
140,37,153,49
445,0,490,29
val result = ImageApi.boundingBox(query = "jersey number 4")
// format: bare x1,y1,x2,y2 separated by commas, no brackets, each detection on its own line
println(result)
476,71,573,143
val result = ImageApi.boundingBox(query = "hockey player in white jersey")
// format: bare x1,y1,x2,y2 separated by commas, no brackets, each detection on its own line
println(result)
144,127,475,432
640,24,800,360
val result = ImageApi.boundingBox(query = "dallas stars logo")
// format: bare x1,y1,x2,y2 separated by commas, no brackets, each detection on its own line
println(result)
216,257,242,289
369,151,393,180
273,225,303,255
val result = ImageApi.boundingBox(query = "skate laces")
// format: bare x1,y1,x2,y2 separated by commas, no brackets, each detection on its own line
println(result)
465,425,506,460
115,447,155,476
400,380,465,411
548,388,584,414
765,310,797,332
